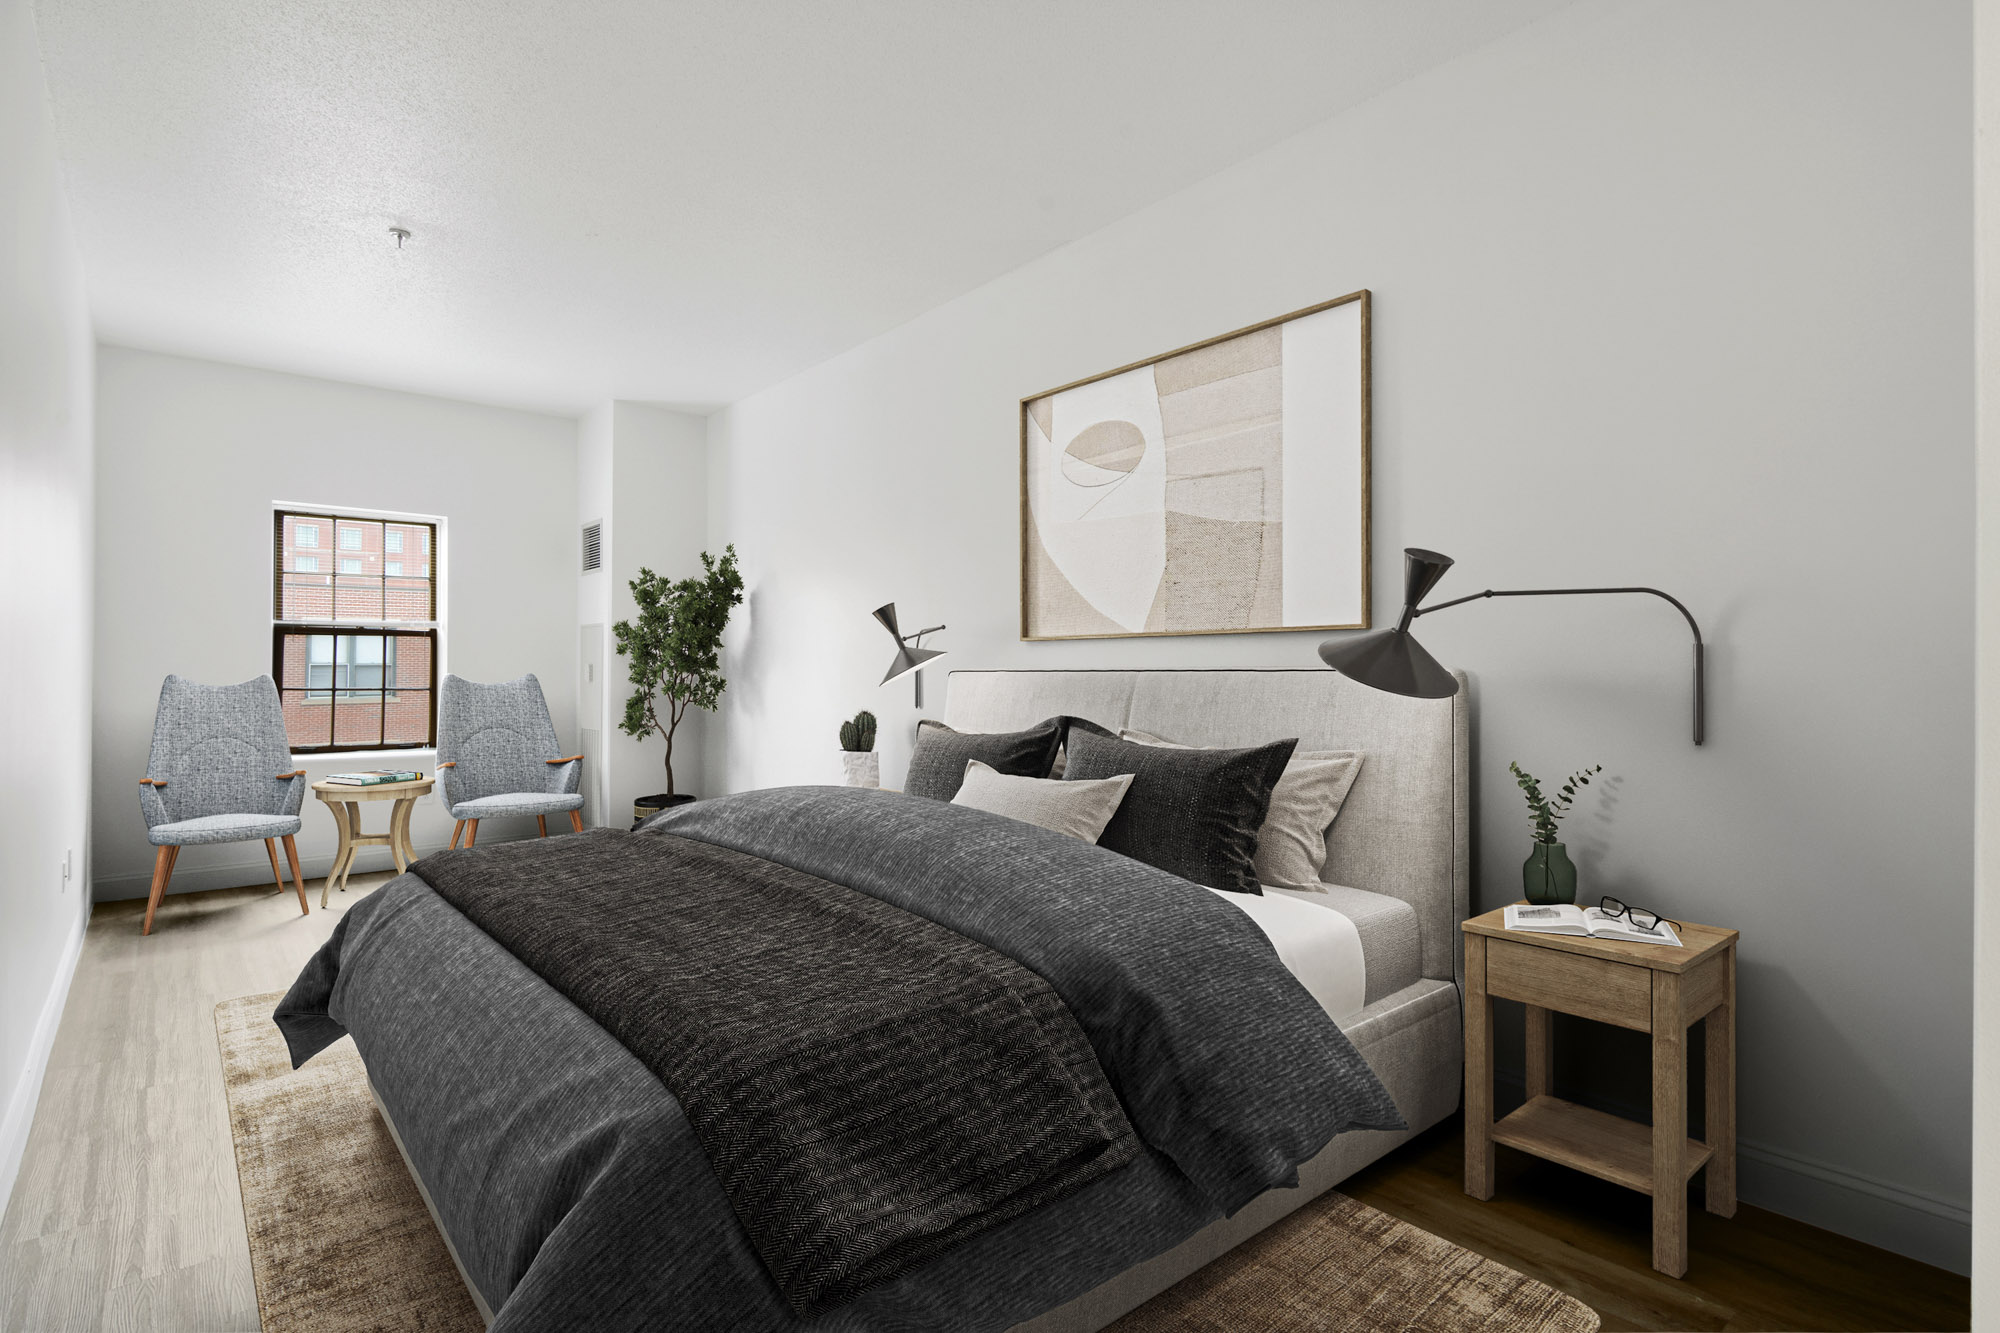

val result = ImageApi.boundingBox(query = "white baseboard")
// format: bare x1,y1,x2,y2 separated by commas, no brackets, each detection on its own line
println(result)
0,903,88,1223
90,830,535,902
1737,1139,1970,1275
1492,1071,1970,1275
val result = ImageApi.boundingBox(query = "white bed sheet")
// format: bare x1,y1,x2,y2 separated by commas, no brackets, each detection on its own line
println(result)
1206,886,1367,1023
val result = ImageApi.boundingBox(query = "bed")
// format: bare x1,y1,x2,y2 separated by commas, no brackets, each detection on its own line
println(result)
276,666,1467,1332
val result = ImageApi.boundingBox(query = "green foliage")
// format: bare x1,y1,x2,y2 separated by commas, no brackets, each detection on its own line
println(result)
838,709,878,753
1509,760,1602,845
612,545,744,796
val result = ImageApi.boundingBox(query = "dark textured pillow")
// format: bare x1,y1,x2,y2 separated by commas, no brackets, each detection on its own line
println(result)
1049,715,1116,779
1062,729,1298,894
905,717,1065,802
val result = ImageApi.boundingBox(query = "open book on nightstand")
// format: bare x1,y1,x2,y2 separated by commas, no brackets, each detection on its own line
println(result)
1503,902,1682,947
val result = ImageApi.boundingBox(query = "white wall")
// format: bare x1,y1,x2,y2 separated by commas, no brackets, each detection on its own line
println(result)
577,403,614,825
708,0,1975,1271
577,401,713,822
0,0,95,1217
92,347,579,900
1973,0,1998,1313
603,403,712,812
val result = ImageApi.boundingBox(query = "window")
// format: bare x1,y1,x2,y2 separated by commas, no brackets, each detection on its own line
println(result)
273,509,439,752
306,633,399,698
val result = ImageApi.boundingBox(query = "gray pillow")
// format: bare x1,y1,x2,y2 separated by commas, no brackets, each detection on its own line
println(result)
1049,715,1116,779
1062,729,1297,895
1120,729,1365,891
905,717,1065,802
951,760,1133,843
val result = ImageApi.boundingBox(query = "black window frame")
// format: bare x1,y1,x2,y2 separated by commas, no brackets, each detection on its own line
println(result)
272,509,440,753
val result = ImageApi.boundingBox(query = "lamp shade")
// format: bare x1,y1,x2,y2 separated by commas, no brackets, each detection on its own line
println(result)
1316,628,1458,698
873,601,947,686
1401,547,1455,610
881,641,947,685
1316,547,1461,699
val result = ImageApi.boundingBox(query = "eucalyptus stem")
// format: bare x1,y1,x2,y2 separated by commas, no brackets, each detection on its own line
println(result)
1509,760,1602,846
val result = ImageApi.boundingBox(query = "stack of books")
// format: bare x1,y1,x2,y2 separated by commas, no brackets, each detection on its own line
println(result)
323,769,424,786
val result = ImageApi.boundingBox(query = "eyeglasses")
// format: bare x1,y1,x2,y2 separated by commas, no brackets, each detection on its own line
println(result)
1599,896,1678,933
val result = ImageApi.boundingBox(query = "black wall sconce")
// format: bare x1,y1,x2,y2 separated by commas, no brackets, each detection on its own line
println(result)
875,602,946,707
1317,548,1707,744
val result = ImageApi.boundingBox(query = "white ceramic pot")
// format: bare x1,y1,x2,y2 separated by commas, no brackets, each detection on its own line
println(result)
840,751,881,788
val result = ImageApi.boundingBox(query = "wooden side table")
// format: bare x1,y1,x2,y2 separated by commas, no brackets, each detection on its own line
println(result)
1461,905,1738,1278
310,777,435,908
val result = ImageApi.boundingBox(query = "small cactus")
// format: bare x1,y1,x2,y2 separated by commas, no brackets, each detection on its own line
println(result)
838,709,878,752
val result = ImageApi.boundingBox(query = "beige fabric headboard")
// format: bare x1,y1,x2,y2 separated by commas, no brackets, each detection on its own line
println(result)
941,668,1470,987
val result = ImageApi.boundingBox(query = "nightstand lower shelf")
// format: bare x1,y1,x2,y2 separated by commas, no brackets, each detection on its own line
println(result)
1492,1095,1711,1194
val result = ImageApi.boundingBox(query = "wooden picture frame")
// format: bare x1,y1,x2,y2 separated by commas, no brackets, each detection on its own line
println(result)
1019,291,1371,641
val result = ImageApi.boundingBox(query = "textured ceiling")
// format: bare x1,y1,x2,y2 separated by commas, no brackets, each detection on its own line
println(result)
35,0,1573,415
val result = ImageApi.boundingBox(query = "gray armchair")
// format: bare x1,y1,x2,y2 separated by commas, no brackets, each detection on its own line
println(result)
139,674,308,935
436,673,585,847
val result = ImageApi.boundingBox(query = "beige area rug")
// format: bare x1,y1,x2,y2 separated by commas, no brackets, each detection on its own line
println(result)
217,992,1598,1333
1104,1191,1598,1333
215,994,483,1333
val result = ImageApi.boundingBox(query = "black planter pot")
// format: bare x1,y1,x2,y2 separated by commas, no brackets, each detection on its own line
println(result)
632,792,696,830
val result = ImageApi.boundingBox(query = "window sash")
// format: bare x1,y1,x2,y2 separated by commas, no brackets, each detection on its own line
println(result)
273,625,437,752
273,509,438,625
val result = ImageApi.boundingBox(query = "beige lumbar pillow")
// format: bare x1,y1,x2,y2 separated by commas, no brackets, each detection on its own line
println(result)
1118,729,1364,890
951,759,1134,844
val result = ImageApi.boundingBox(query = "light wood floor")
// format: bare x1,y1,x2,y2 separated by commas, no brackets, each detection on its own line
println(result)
1,873,397,1332
0,877,1974,1332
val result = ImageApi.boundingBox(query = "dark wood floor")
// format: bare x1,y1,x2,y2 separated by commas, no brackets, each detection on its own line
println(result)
1338,1115,1970,1332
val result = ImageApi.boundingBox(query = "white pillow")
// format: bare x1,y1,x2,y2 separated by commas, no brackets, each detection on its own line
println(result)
951,759,1134,844
1118,729,1364,890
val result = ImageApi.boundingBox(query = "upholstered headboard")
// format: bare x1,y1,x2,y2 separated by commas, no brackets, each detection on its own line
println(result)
942,668,1470,987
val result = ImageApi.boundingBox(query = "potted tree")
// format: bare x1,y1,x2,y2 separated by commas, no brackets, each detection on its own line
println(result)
838,710,879,787
614,545,744,826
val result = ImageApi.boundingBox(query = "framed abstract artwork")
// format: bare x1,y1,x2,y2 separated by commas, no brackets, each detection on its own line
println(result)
1019,291,1370,641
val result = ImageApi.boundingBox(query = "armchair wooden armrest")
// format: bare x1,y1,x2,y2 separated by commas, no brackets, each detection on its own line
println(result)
546,755,584,765
274,770,306,780
436,760,457,768
140,778,167,787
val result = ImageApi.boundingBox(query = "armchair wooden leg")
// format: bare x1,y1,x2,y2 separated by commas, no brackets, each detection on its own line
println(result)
142,844,173,935
264,838,287,896
450,820,465,849
569,810,584,834
465,819,478,848
537,815,548,838
281,835,308,916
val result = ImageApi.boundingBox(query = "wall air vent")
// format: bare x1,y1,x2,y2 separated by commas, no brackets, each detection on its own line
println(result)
581,521,603,574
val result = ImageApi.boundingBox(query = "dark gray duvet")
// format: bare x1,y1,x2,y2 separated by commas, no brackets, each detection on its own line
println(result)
276,787,1402,1332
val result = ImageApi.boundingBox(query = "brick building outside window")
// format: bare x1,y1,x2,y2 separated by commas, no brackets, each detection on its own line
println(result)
272,509,439,752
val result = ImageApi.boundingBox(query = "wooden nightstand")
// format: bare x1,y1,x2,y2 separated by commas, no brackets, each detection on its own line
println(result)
1461,905,1738,1278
